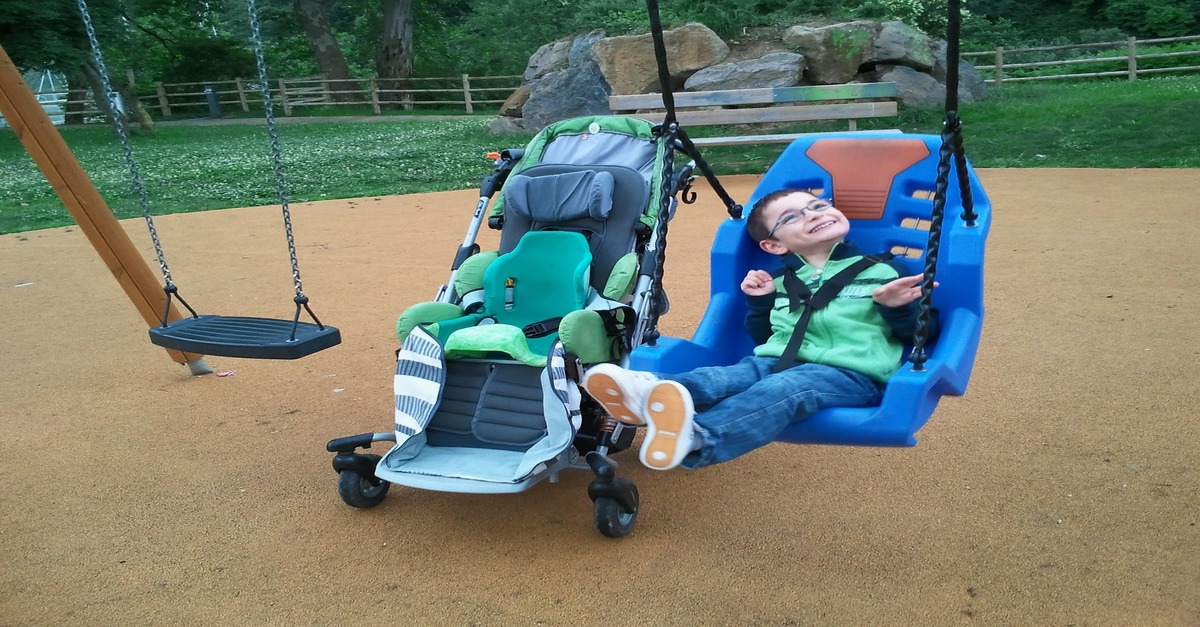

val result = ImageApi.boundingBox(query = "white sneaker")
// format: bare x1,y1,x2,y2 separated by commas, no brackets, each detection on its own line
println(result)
639,380,695,471
581,363,659,426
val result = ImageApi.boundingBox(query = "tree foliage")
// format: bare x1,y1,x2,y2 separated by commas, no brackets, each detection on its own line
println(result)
1,0,1194,86
1103,0,1199,37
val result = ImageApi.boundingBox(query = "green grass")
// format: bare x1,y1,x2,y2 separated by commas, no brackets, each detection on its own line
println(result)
1,118,517,234
3,75,1199,234
690,74,1200,173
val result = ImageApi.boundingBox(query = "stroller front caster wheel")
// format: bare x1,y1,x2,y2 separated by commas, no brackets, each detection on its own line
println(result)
593,486,639,538
336,454,389,508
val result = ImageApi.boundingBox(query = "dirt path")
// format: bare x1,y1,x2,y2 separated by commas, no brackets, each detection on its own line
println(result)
1,170,1197,625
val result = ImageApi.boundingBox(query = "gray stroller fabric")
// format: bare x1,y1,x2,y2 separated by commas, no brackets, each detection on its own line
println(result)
383,341,578,485
504,170,615,222
498,164,649,292
540,129,658,179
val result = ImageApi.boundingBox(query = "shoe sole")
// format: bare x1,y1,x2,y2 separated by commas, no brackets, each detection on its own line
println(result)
641,381,694,471
582,371,646,426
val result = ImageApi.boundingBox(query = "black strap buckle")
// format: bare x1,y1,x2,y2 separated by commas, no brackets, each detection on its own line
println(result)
522,317,562,338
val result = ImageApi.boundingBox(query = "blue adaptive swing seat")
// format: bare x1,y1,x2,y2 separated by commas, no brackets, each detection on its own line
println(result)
630,131,993,447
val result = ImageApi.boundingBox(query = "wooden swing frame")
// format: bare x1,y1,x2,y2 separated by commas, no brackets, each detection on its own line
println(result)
0,43,212,374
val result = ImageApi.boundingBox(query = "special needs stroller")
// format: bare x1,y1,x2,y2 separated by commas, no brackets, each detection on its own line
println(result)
326,116,709,538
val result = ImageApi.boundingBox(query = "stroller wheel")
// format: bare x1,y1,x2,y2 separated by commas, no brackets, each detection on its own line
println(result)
593,484,639,538
336,454,389,508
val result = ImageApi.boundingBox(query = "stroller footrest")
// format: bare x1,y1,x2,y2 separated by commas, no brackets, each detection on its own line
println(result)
377,445,576,493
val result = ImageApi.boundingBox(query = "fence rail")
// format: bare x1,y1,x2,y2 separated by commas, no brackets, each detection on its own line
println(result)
4,72,522,125
147,73,521,117
963,34,1200,83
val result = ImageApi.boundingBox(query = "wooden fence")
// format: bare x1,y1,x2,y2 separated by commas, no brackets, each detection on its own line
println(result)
144,73,521,117
2,72,521,125
963,34,1200,83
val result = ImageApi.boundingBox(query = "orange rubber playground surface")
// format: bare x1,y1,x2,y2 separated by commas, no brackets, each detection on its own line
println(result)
2,170,1198,625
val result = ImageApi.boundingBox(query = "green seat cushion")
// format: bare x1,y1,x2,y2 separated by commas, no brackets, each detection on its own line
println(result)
444,323,548,367
397,301,466,343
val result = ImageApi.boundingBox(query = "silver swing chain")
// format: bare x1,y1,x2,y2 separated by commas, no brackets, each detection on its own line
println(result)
247,0,304,297
77,0,306,297
77,0,173,285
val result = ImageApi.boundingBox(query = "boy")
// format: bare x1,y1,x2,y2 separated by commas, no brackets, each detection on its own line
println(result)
582,189,936,470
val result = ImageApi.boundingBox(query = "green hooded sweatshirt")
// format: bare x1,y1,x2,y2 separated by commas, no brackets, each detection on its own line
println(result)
746,242,931,383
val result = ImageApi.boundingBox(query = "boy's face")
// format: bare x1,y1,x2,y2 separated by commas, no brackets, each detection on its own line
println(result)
757,191,850,257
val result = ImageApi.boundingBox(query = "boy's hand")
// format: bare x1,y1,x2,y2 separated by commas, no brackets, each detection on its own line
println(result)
873,274,938,307
741,269,776,296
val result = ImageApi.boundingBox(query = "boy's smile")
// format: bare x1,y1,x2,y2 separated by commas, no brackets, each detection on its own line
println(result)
806,216,839,234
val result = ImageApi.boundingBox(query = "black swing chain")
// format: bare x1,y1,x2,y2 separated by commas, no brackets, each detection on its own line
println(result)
77,0,174,287
909,122,954,371
638,0,682,346
951,121,979,226
247,0,305,299
910,0,978,370
643,121,678,345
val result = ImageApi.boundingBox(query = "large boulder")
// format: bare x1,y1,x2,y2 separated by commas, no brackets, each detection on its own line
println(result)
488,115,526,134
523,39,572,82
683,52,805,91
783,21,881,84
876,64,945,109
498,84,529,117
870,21,936,70
591,22,729,95
931,40,988,103
521,30,611,131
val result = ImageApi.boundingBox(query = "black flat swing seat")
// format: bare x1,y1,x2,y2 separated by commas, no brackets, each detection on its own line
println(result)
149,315,341,359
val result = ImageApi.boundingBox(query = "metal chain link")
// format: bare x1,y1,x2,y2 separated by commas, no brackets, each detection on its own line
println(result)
77,0,174,285
247,0,304,296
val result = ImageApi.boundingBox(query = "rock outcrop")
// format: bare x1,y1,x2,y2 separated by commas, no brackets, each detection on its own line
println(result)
489,19,987,134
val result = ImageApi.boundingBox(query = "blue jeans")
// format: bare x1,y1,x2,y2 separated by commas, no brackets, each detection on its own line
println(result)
661,356,885,469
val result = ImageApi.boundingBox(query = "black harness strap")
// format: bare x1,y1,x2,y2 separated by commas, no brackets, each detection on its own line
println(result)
522,317,562,338
770,253,892,374
597,306,636,353
522,306,635,354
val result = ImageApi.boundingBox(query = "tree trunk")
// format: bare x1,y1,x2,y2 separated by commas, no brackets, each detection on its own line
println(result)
376,0,414,108
119,76,155,134
78,60,155,134
65,73,87,125
79,59,125,132
293,0,362,103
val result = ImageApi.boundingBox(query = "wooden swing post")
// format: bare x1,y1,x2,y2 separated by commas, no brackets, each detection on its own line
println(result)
0,44,211,374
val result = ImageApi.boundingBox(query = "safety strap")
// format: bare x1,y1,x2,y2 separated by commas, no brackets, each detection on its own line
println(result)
597,306,635,353
523,316,562,338
521,305,635,352
770,253,892,374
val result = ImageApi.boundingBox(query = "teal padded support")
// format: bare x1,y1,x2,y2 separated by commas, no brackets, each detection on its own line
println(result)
443,231,593,365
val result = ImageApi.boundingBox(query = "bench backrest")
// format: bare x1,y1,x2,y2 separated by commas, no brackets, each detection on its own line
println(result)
608,82,897,127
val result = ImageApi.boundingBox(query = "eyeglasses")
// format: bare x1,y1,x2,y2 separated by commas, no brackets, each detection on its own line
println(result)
766,199,834,239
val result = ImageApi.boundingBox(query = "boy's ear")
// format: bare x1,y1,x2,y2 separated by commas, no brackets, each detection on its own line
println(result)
758,238,789,256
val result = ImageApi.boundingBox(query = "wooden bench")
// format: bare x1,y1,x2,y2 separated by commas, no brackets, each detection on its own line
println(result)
608,82,898,147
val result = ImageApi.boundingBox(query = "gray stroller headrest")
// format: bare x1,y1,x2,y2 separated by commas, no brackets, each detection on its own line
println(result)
504,170,615,223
